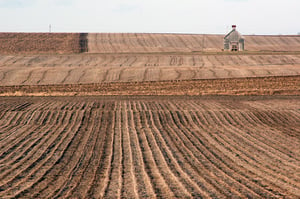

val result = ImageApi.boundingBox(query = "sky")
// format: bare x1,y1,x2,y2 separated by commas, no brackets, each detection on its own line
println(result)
0,0,299,35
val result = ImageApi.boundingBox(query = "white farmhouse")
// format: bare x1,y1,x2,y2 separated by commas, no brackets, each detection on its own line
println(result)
224,25,245,51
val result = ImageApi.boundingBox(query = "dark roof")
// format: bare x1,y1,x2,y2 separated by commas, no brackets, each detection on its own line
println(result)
224,29,244,41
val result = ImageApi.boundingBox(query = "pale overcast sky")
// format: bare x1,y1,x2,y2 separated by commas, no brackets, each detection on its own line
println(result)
0,0,299,35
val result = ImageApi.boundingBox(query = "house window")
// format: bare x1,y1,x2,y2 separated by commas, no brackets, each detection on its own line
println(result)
231,45,238,51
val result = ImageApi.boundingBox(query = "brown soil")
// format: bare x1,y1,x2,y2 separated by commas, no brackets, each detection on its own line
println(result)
0,53,299,86
88,33,300,53
0,95,299,198
0,33,86,54
0,75,299,96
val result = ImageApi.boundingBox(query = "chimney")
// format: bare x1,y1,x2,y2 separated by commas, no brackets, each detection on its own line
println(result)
232,25,237,30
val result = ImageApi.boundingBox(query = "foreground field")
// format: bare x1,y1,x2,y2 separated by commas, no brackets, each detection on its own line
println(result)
0,96,299,198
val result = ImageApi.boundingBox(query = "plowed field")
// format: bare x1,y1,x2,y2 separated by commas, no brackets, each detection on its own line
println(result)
88,33,300,53
0,53,299,86
0,96,299,198
0,33,84,54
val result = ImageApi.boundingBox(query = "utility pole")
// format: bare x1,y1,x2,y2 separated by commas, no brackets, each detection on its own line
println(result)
202,34,205,52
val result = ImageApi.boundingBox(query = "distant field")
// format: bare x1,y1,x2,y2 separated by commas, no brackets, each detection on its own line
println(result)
0,33,300,55
0,53,299,86
87,33,300,53
0,33,86,54
0,33,299,88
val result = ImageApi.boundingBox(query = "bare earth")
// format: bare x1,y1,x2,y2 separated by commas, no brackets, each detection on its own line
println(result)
0,96,299,198
0,33,299,198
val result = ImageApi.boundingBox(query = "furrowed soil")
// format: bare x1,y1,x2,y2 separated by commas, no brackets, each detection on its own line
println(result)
0,75,299,96
0,96,299,198
0,32,299,198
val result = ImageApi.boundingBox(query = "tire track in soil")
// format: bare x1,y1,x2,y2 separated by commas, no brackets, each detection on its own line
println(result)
21,69,36,85
0,70,10,83
142,68,149,82
36,70,47,85
77,69,87,83
60,69,74,84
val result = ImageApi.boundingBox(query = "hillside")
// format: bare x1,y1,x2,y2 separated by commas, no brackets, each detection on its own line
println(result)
87,33,300,53
0,33,299,95
0,33,87,54
0,33,300,55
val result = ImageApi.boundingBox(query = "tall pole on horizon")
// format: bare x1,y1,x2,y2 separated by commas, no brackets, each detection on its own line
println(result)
202,34,205,52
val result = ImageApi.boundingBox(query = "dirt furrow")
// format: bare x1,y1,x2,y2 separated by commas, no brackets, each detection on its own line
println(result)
53,108,102,198
133,110,175,198
0,110,78,197
104,108,123,198
126,104,156,198
146,108,211,198
162,110,249,197
141,110,193,198
86,111,115,198
0,111,57,167
120,102,138,198
189,110,286,197
12,110,84,198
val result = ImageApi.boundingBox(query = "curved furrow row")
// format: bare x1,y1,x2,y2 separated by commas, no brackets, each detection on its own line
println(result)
204,110,300,193
244,111,300,148
0,110,50,152
0,97,299,198
141,110,193,198
155,109,236,198
69,109,108,198
228,111,300,162
0,111,58,166
51,108,102,198
194,110,300,196
133,109,175,198
125,103,156,198
166,110,267,198
0,110,80,197
85,110,115,198
103,107,123,198
185,110,287,197
14,110,85,198
146,108,214,198
119,102,138,198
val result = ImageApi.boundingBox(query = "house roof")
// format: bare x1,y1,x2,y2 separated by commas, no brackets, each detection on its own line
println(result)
224,29,244,41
